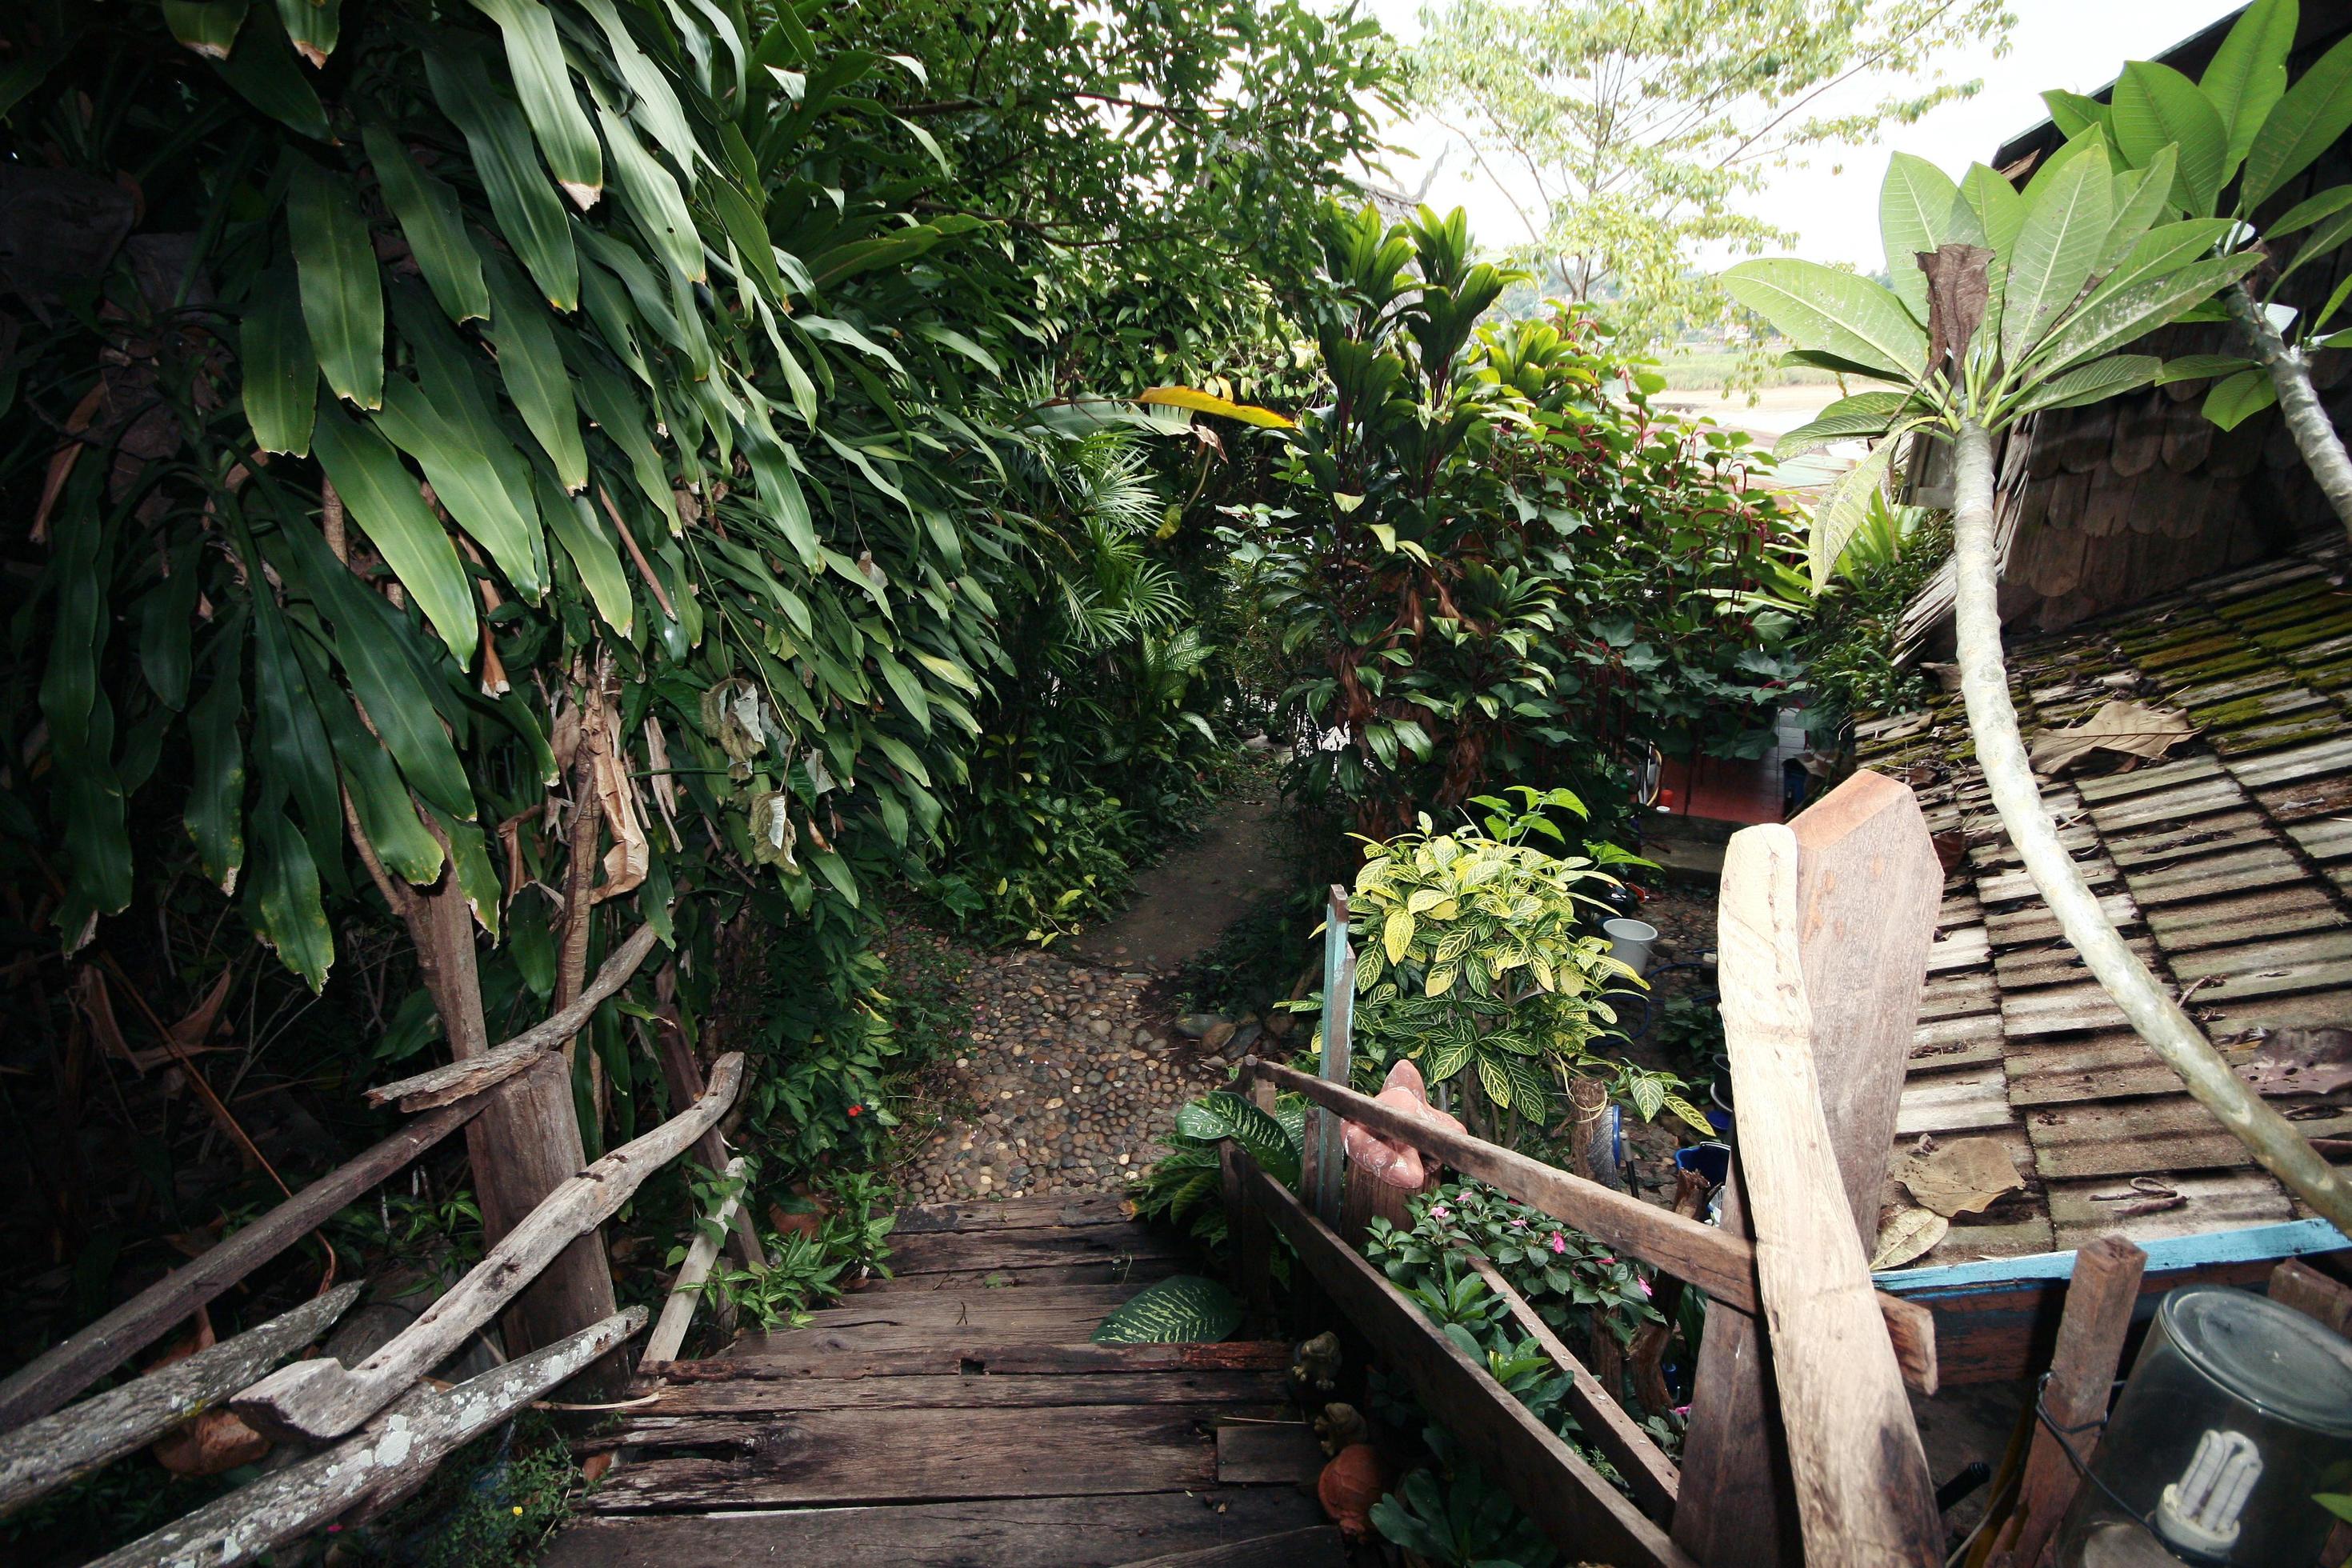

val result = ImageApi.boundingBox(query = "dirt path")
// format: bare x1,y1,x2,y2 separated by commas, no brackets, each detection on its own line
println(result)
895,773,1296,1204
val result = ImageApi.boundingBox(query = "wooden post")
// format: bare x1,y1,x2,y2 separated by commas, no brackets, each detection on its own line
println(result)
1338,1160,1430,1250
1690,822,1941,1567
1313,886,1354,1224
1674,771,1945,1568
1988,1234,2145,1568
642,1155,749,1366
1225,1070,1276,1314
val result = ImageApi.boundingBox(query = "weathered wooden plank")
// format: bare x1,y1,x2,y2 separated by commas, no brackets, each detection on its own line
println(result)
1910,1013,2009,1072
1214,1421,1323,1486
1994,936,2158,992
2142,885,2346,952
2196,989,2352,1047
2025,1095,2265,1179
2000,981,2133,1038
1914,972,2000,1021
0,1283,361,1513
862,1259,1181,1294
1896,1065,2021,1135
1119,1525,1350,1568
1678,773,1946,1568
546,1489,1328,1567
1978,856,2119,907
585,1402,1225,1510
2046,1171,2291,1250
2289,815,2352,862
882,1225,1187,1278
2102,811,2274,869
2220,732,2352,789
2007,1034,2185,1106
620,1368,1291,1418
1982,890,2141,950
0,1099,487,1431
642,1155,746,1366
94,1308,644,1568
2254,770,2352,824
1686,825,1939,1568
644,1340,1293,1384
234,1058,742,1442
892,1195,1136,1234
726,1286,1133,1356
363,926,663,1110
2069,753,2224,802
1988,1236,2144,1568
2271,1258,2352,1339
1466,1254,1678,1525
1926,925,1990,974
2082,776,2248,833
1238,1161,1691,1568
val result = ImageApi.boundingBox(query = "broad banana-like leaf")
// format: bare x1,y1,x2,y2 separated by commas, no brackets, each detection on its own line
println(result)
470,0,602,208
1959,161,2029,257
1174,1090,1301,1185
163,0,249,59
1090,1274,1242,1345
2002,150,2112,367
364,125,490,322
1879,153,1962,321
310,404,479,666
2101,146,2176,270
242,261,316,455
1806,425,1917,589
250,808,333,990
2110,62,2226,213
316,684,445,885
1137,386,1298,429
2154,354,2257,384
574,0,698,171
2204,367,2279,429
595,106,703,282
563,336,680,530
2042,89,2110,141
213,3,329,140
1773,398,1903,461
426,46,578,310
2202,0,2293,177
1719,260,1926,383
2011,354,2161,415
270,0,338,66
287,158,385,410
483,251,588,490
250,590,346,878
2242,32,2352,208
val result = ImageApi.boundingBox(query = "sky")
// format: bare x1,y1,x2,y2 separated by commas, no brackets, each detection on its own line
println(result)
1362,0,2246,269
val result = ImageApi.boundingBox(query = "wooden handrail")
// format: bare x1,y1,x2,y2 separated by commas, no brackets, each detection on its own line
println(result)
1234,1056,1937,1393
642,1154,750,1366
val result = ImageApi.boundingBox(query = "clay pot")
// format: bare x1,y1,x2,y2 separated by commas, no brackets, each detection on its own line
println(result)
1317,1442,1386,1540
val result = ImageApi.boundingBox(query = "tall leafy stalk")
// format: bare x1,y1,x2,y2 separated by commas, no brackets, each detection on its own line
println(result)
1724,141,2352,1232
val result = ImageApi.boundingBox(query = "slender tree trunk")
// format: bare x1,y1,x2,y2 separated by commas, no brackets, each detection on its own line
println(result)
1950,418,2352,1233
2228,282,2352,539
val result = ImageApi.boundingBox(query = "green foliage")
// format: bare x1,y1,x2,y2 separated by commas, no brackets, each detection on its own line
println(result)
352,1410,582,1566
1369,1430,1558,1568
1090,1273,1242,1344
1794,504,1952,734
1233,203,1806,842
1130,1088,1308,1250
1408,0,2014,377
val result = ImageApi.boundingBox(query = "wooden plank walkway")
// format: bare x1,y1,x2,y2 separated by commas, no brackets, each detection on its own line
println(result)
544,1195,1339,1567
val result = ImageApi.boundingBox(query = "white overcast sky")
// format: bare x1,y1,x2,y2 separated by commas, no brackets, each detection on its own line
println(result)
1362,0,2246,269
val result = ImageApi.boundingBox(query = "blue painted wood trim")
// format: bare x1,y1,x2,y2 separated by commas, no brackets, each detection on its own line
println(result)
1875,1218,2350,1296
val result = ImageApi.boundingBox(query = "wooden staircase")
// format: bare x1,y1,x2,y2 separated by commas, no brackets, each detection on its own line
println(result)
543,1194,1341,1567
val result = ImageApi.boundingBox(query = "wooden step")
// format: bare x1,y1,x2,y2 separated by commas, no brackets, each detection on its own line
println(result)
883,1223,1189,1279
619,1366,1290,1418
894,1194,1138,1234
546,1489,1328,1567
661,1338,1290,1384
727,1285,1137,1356
1118,1525,1350,1568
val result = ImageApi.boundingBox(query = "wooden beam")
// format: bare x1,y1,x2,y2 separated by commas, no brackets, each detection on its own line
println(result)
0,1098,487,1431
1239,1158,1694,1568
1696,824,1940,1568
0,1283,361,1514
1990,1234,2145,1568
363,925,662,1111
2270,1257,2352,1339
1462,1253,1678,1526
1236,1057,1936,1388
234,1055,742,1442
1675,770,1945,1568
92,1307,646,1568
641,1155,746,1366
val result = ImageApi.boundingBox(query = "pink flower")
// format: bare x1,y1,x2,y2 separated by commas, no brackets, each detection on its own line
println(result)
1428,1202,1451,1220
1637,1278,1653,1298
1670,1404,1691,1418
1547,1232,1566,1254
1508,1218,1526,1229
1595,1255,1615,1266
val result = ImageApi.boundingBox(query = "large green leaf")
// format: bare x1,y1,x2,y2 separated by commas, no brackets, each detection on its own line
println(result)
1174,1090,1301,1184
2204,366,2279,429
186,620,248,893
541,475,635,637
2110,61,2226,214
1719,260,1925,382
286,158,384,410
596,106,703,283
250,587,346,880
1806,428,1912,589
374,376,546,605
1090,1274,1242,1345
574,0,698,172
1879,153,1962,320
270,0,338,65
249,807,334,991
2041,90,2110,142
2011,354,2162,415
310,670,444,886
2202,0,2294,177
426,46,578,310
242,260,316,455
483,250,588,491
469,0,602,208
310,402,479,666
2101,146,2177,271
2028,251,2263,378
2076,218,2236,318
2243,32,2352,209
212,4,329,140
364,125,490,323
2002,149,2111,366
1772,403,1901,461
164,1,249,60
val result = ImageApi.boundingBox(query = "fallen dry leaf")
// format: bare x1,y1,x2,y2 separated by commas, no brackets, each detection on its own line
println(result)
2238,1026,2352,1098
1898,1136,2025,1217
2028,699,2195,777
1869,1206,1950,1271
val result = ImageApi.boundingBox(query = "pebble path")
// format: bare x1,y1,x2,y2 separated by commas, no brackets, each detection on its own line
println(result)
897,945,1239,1202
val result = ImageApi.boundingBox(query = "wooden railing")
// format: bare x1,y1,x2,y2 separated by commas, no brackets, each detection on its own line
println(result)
1214,770,1952,1568
0,929,755,1568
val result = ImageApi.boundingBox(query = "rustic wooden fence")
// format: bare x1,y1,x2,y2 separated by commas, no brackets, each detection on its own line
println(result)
0,927,756,1567
1218,770,1953,1568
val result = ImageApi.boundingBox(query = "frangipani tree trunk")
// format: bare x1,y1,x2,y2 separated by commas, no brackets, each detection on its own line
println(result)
2225,284,2352,537
1950,417,2352,1232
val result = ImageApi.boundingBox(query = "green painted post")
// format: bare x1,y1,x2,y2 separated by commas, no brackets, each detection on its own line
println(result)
1316,884,1354,1222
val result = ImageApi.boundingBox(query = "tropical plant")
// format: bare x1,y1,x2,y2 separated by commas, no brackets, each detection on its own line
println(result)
1722,138,2352,1230
1130,1089,1307,1248
2042,0,2352,534
1368,1428,1559,1567
1089,1273,1243,1345
1234,203,1805,842
1407,0,2015,378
